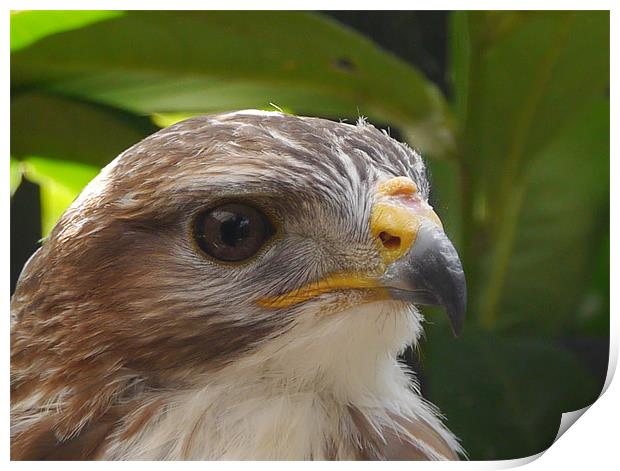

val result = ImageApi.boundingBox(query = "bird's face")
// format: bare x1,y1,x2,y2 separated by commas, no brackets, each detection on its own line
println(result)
28,111,465,382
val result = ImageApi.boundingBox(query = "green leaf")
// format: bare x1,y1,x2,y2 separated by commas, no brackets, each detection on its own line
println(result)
10,157,22,196
449,12,610,330
496,99,609,333
151,112,203,129
427,158,462,248
11,92,155,167
11,11,453,157
577,233,610,336
421,325,601,460
11,92,154,235
22,156,100,236
10,10,123,52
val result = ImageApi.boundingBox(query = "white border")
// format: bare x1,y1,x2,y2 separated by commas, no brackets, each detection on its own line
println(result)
4,3,617,469
4,1,617,11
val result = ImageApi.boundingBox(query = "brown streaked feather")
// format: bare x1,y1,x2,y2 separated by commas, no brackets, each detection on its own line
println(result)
347,405,383,460
348,406,458,461
383,413,459,460
117,399,165,443
11,413,118,460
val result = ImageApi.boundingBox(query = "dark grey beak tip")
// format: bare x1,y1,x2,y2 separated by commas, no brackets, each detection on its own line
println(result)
383,223,467,337
422,228,467,338
446,284,467,337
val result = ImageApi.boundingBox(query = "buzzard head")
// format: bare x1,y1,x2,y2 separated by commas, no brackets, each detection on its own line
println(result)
11,110,466,460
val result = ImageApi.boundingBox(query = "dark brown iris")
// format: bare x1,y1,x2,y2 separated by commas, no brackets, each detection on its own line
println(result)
194,203,275,262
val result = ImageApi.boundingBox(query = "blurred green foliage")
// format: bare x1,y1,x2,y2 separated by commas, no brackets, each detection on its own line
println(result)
10,10,609,460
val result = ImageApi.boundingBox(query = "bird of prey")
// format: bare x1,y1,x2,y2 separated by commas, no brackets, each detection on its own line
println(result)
11,110,466,460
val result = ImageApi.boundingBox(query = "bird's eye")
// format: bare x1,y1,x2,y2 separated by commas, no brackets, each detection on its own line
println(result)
194,203,276,262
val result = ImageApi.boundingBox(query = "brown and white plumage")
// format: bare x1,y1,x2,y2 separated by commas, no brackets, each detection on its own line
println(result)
11,110,466,460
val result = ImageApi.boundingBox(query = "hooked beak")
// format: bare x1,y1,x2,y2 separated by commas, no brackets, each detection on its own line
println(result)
371,177,467,336
379,222,466,336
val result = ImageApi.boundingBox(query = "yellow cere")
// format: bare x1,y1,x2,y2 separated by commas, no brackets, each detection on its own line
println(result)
370,202,422,266
377,176,418,196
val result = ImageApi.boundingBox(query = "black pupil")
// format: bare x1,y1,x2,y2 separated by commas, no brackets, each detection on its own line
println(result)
220,214,250,247
195,203,275,262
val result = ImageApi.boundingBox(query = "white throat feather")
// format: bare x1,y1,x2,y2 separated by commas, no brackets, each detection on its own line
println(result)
101,302,462,460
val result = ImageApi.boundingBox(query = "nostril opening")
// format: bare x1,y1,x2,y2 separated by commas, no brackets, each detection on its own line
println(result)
379,231,401,251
